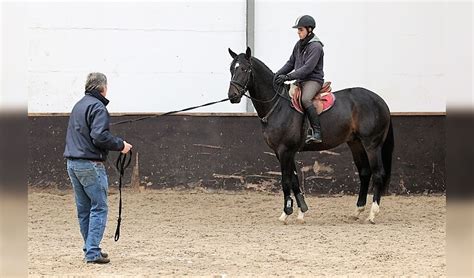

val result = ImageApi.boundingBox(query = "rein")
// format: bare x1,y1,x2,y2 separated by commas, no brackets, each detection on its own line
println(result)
110,98,230,126
114,150,132,242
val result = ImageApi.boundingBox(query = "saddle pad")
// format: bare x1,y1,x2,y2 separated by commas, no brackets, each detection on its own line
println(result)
288,82,335,115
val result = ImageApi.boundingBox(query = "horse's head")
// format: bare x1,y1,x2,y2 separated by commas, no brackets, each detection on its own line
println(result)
227,47,252,103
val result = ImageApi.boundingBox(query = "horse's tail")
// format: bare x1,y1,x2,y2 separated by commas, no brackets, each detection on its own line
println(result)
381,119,394,193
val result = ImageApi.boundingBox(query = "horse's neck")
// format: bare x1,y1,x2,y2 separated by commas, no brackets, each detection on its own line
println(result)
248,61,280,119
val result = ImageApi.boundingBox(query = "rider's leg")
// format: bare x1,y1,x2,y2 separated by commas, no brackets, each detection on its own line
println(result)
301,81,323,144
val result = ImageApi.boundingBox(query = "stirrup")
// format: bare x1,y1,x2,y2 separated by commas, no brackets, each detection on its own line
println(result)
305,128,322,144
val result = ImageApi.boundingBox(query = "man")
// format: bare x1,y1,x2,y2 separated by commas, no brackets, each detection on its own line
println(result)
274,15,325,144
64,72,132,264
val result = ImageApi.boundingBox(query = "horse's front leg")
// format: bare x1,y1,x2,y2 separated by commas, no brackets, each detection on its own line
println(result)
277,151,294,224
291,160,308,224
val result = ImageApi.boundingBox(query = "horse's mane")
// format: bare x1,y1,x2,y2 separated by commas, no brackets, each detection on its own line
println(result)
229,54,274,77
250,57,274,75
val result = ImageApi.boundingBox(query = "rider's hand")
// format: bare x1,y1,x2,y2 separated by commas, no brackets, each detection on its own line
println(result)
273,73,279,83
121,140,133,154
275,74,290,85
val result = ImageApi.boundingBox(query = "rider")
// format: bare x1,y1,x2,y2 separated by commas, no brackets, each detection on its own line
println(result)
274,15,324,144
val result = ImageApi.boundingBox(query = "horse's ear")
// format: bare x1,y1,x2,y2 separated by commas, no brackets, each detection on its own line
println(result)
228,48,238,59
245,46,252,59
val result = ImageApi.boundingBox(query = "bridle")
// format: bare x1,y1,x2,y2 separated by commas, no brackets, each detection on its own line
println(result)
229,61,283,104
229,60,291,123
229,64,254,100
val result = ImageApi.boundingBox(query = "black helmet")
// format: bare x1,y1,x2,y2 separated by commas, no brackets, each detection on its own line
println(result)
292,15,316,29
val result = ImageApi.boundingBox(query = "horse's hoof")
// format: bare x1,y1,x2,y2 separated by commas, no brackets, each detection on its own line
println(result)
366,218,376,224
296,210,305,224
366,203,379,224
279,212,290,224
279,218,289,225
352,206,365,220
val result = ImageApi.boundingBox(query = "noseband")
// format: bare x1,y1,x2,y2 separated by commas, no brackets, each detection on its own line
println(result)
229,66,252,98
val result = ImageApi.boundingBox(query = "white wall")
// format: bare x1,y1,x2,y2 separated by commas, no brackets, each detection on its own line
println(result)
255,1,472,113
1,2,28,111
12,1,247,113
2,1,472,113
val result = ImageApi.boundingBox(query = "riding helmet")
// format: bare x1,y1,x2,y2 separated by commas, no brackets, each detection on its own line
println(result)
292,15,316,29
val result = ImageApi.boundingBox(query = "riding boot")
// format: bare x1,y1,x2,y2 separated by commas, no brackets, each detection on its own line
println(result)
304,106,323,144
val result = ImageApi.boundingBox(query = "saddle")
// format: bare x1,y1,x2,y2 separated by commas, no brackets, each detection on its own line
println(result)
288,81,335,115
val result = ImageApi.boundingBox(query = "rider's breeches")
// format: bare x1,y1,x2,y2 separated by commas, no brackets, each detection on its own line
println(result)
301,80,322,109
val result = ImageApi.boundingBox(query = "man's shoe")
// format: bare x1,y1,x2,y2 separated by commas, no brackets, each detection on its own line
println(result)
86,255,110,264
83,250,108,258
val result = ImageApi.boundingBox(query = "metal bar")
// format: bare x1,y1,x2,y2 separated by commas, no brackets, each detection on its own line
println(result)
246,0,255,113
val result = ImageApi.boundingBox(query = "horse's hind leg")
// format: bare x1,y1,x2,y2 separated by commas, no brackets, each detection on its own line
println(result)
348,140,371,219
363,145,385,224
290,160,308,224
277,150,295,224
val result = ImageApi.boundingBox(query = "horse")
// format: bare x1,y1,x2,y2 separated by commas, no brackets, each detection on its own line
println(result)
227,47,394,224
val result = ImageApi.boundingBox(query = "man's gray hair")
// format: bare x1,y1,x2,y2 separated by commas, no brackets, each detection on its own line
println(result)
85,72,107,92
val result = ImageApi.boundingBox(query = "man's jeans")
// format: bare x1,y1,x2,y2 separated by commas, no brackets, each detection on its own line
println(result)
66,159,108,262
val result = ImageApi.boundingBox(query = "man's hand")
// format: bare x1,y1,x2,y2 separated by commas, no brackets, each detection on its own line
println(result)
275,74,291,85
121,141,133,154
272,74,279,84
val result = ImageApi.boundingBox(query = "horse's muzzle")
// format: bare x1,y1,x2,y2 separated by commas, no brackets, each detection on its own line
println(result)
230,96,242,103
228,87,242,103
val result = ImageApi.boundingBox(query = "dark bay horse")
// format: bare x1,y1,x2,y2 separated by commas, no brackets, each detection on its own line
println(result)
227,47,394,224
